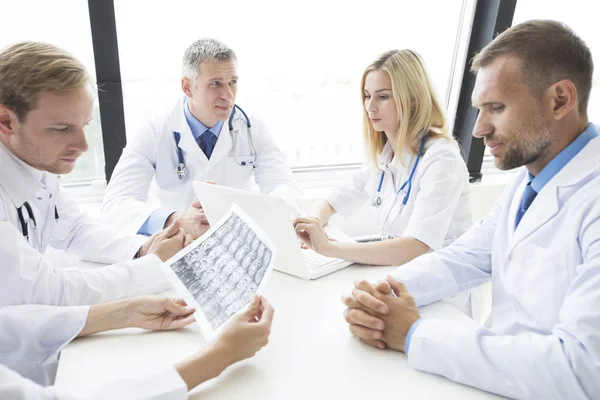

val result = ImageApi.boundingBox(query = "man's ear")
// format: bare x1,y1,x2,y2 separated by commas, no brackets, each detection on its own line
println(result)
0,105,18,137
181,77,193,98
548,79,578,120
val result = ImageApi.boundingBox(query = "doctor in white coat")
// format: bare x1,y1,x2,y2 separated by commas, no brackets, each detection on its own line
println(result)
293,50,472,267
342,20,600,399
101,38,301,238
0,41,189,279
0,42,191,384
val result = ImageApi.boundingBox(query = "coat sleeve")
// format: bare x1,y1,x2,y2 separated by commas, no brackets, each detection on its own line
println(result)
0,364,187,400
0,222,170,307
390,198,499,307
0,305,87,362
325,167,371,217
101,118,165,235
406,202,600,400
51,187,147,263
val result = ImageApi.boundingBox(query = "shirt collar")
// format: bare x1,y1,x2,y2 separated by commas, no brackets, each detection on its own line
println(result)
530,123,599,192
183,98,224,140
0,142,47,208
377,142,413,170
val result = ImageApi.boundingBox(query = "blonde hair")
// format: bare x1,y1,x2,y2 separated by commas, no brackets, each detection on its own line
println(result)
0,41,91,122
361,49,452,166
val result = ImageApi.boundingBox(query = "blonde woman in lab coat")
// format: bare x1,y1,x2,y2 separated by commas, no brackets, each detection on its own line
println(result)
294,50,472,266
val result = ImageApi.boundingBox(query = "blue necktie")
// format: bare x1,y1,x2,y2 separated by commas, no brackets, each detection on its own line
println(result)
515,182,537,228
197,130,218,159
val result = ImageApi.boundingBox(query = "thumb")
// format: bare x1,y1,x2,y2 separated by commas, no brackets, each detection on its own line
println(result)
163,298,195,316
375,280,393,295
242,295,261,321
162,219,181,238
257,296,275,326
386,275,408,296
191,199,202,209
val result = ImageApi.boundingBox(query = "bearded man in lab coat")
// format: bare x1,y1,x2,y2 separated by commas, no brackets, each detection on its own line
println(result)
343,19,600,400
0,42,193,384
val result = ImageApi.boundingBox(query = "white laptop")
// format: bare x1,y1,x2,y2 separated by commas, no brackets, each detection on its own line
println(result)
193,182,354,280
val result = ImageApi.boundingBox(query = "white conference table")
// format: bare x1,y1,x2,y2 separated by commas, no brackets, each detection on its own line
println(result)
55,264,502,399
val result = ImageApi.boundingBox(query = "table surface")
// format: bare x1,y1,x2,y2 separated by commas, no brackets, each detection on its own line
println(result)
55,264,502,399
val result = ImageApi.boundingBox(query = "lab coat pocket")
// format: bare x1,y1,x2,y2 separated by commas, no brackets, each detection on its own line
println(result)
505,244,568,329
225,159,253,189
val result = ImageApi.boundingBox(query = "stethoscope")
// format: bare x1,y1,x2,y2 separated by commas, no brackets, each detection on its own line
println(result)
373,134,427,240
174,104,257,180
16,201,61,248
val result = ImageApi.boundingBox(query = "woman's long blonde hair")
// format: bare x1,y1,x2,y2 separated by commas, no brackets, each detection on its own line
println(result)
361,49,452,166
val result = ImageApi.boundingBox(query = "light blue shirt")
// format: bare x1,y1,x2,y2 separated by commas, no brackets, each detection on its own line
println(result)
183,98,224,140
137,100,225,235
529,123,598,193
404,123,599,355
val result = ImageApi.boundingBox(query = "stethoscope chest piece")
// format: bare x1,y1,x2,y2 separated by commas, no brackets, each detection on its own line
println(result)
176,163,187,180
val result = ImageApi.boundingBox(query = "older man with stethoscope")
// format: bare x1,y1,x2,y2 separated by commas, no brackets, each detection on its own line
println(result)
101,38,301,238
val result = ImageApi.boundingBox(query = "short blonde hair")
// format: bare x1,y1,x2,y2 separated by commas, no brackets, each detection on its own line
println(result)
0,41,91,122
361,49,452,166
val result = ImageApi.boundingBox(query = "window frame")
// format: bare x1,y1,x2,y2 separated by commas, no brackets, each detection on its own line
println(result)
84,0,518,195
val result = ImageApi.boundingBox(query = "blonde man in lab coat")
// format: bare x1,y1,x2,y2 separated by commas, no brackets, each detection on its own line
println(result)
343,20,600,399
0,42,195,384
0,41,191,291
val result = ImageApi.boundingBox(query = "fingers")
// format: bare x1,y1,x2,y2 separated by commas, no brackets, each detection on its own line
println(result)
161,219,181,238
257,296,274,326
241,295,261,322
294,222,314,234
163,228,186,246
191,199,202,209
166,315,196,330
164,298,195,316
294,216,319,225
374,280,393,295
343,308,384,330
386,275,408,296
351,288,388,314
359,338,387,350
183,234,193,247
348,323,383,341
193,213,209,226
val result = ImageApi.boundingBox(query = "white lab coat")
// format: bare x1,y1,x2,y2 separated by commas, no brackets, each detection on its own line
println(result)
101,98,301,234
393,135,600,399
1,357,185,400
0,142,146,263
0,305,186,400
0,142,170,385
326,138,472,249
0,222,170,385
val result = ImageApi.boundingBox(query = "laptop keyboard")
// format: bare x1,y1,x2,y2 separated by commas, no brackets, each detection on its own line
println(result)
301,249,341,270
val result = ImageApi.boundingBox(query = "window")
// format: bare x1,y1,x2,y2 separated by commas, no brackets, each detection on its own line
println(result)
482,0,600,175
114,0,469,168
0,1,106,184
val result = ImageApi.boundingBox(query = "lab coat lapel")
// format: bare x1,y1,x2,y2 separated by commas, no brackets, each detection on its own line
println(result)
169,99,208,165
509,179,559,251
208,119,233,166
508,136,600,252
